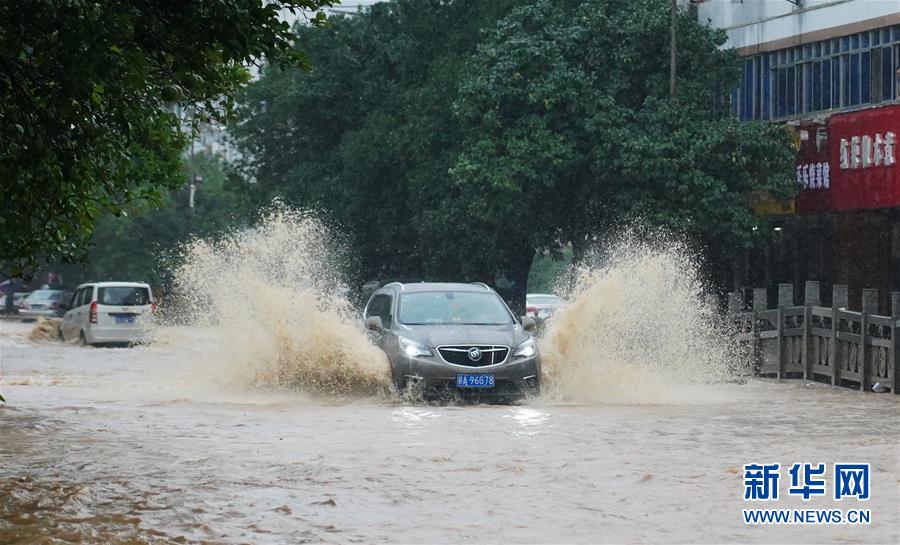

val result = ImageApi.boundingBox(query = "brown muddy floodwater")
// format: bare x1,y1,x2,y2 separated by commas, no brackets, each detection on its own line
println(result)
1,320,898,545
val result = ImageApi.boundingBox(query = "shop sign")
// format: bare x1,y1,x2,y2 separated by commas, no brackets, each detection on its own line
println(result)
827,105,900,211
838,132,896,169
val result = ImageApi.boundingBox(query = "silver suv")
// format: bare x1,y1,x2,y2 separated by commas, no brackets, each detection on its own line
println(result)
363,282,540,400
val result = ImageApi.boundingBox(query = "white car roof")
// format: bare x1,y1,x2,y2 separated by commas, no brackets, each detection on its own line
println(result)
75,281,151,289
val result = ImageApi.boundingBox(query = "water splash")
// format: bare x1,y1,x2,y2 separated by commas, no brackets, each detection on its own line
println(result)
538,235,735,404
169,205,391,397
27,318,62,343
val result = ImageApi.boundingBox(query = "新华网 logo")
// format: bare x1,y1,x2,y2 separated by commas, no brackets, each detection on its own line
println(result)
742,462,871,525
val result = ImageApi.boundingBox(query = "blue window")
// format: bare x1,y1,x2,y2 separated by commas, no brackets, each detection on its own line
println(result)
769,68,777,118
895,45,900,100
754,59,763,119
812,61,822,111
840,54,850,106
882,47,893,101
832,58,841,107
861,51,871,103
742,59,754,120
777,68,787,117
804,63,813,112
762,55,771,119
787,66,796,115
725,27,900,120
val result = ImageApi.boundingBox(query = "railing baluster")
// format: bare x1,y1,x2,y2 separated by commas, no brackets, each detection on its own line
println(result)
832,284,848,387
860,289,877,392
803,281,819,381
892,292,900,395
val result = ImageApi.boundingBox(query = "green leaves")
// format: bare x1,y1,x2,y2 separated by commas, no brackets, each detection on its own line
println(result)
1,1,334,276
233,0,795,303
453,0,795,274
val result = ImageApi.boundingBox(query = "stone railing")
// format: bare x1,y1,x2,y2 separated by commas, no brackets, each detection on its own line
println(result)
731,281,898,394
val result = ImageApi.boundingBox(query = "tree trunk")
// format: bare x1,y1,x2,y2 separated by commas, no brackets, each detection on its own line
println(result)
507,247,535,318
669,0,677,97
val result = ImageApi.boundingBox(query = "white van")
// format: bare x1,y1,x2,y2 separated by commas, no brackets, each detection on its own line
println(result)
60,282,155,346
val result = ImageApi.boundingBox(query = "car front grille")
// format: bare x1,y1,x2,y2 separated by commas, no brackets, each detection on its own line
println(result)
437,345,509,367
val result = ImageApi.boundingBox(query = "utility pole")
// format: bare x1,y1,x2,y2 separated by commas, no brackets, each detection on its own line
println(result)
670,0,677,97
186,106,202,236
188,122,195,236
188,171,202,235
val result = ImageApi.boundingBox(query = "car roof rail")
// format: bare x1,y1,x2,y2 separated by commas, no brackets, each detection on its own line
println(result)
470,282,492,291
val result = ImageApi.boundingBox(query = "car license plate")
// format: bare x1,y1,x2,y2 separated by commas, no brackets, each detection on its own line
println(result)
456,373,495,388
115,315,135,324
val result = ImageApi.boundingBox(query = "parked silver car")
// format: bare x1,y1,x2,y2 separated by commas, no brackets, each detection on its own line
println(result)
19,289,73,320
526,293,565,320
363,282,540,401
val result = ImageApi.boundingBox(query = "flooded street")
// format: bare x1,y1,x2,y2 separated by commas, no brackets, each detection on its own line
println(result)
6,1,900,544
1,321,898,544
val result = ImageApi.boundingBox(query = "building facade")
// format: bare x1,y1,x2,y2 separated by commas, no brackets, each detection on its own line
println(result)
699,0,900,312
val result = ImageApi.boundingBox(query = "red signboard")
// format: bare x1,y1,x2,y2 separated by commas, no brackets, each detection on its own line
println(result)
796,104,900,214
794,121,831,214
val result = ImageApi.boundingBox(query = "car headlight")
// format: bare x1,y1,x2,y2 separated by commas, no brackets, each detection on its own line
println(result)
512,337,536,358
399,336,433,357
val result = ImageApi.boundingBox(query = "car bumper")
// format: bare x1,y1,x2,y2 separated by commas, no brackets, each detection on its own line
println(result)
393,353,541,398
86,326,153,344
20,309,60,319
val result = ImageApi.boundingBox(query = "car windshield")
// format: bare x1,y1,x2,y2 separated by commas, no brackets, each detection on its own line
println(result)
98,286,151,306
398,291,512,325
28,290,60,301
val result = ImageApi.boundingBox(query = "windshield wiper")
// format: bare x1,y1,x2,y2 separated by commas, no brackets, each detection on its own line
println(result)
462,322,507,325
402,322,506,326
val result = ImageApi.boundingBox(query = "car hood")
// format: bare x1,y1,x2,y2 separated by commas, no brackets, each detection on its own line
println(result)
399,323,529,348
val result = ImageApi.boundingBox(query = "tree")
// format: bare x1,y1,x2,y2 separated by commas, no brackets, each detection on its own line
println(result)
452,0,796,303
53,153,249,288
232,0,520,285
0,0,332,276
234,0,796,311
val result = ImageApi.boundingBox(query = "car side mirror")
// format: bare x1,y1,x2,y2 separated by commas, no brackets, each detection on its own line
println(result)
365,316,384,333
521,316,537,332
